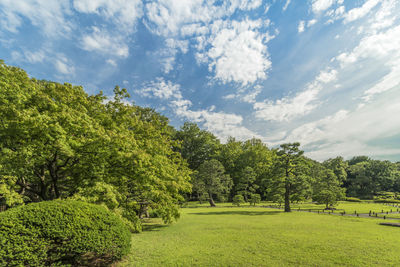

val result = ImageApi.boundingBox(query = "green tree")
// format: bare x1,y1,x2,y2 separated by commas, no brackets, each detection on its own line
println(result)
249,193,261,206
323,156,348,183
275,143,307,212
173,122,220,170
0,61,191,225
232,194,245,206
236,166,258,202
313,168,345,209
194,159,232,207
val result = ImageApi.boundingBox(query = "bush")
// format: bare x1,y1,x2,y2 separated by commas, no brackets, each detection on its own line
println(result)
345,197,362,202
0,200,131,266
232,195,245,206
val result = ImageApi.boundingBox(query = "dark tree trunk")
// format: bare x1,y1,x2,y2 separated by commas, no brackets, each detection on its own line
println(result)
284,182,291,212
208,193,216,207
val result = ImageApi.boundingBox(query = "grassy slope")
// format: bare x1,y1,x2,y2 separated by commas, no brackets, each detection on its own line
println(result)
120,206,400,266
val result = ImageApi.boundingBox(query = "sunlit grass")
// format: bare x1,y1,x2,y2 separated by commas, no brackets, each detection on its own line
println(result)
119,206,400,266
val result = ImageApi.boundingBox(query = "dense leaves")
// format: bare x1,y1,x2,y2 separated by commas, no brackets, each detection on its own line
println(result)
0,200,131,266
0,61,191,226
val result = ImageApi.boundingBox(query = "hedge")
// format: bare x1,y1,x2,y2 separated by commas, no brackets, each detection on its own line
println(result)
0,200,131,266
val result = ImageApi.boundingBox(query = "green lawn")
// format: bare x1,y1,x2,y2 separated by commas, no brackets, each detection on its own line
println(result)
119,206,400,266
290,201,399,214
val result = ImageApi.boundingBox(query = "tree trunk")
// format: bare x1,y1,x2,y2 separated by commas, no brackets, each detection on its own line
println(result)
284,182,291,212
208,193,216,207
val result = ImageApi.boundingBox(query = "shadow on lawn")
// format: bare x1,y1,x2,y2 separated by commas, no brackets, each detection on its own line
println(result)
189,210,283,216
142,224,168,232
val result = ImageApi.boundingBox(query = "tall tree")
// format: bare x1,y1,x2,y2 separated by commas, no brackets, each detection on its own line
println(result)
276,143,306,212
194,159,232,207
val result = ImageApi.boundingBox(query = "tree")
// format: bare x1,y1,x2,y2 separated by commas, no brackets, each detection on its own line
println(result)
236,166,258,202
194,159,233,207
173,122,220,170
249,194,261,206
232,195,245,206
323,157,348,183
313,168,345,209
275,143,307,212
0,61,192,226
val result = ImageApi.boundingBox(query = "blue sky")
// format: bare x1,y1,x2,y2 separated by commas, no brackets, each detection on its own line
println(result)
1,0,400,161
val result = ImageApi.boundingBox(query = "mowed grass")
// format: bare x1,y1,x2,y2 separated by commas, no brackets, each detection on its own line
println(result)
119,206,400,266
290,201,399,214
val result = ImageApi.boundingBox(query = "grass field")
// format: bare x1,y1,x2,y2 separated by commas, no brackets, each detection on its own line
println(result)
119,206,400,266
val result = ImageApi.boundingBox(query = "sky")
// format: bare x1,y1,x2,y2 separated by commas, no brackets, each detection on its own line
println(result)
1,0,400,162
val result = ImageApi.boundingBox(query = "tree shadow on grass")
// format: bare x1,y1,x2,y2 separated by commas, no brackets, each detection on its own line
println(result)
142,224,168,232
189,210,283,216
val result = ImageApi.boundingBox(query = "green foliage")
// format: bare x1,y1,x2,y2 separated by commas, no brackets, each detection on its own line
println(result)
0,200,131,266
0,61,191,224
346,159,397,198
249,193,261,206
345,197,362,202
194,159,233,206
236,166,258,202
313,168,345,208
271,143,310,212
232,195,245,206
0,175,24,207
173,122,220,170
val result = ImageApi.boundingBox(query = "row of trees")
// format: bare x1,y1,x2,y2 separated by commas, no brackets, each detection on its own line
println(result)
173,123,400,211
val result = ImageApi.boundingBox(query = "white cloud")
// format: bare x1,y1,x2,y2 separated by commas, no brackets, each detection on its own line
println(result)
0,0,72,36
344,0,380,23
362,59,400,102
316,69,338,83
106,59,117,66
138,77,183,100
73,0,143,31
282,89,400,160
137,78,261,142
283,0,291,11
144,0,262,37
54,56,75,75
81,27,129,58
298,20,305,33
254,68,337,122
311,0,335,14
204,19,272,85
307,19,318,27
254,83,321,122
156,38,189,73
241,86,262,103
144,1,272,82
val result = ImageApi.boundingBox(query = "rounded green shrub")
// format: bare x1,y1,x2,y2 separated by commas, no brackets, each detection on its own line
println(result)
0,200,131,266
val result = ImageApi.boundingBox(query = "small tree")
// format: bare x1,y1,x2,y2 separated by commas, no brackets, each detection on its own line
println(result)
249,194,261,206
195,159,233,207
313,169,345,209
232,195,245,206
236,166,258,202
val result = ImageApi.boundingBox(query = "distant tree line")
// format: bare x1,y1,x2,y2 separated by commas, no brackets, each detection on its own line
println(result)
173,122,400,211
